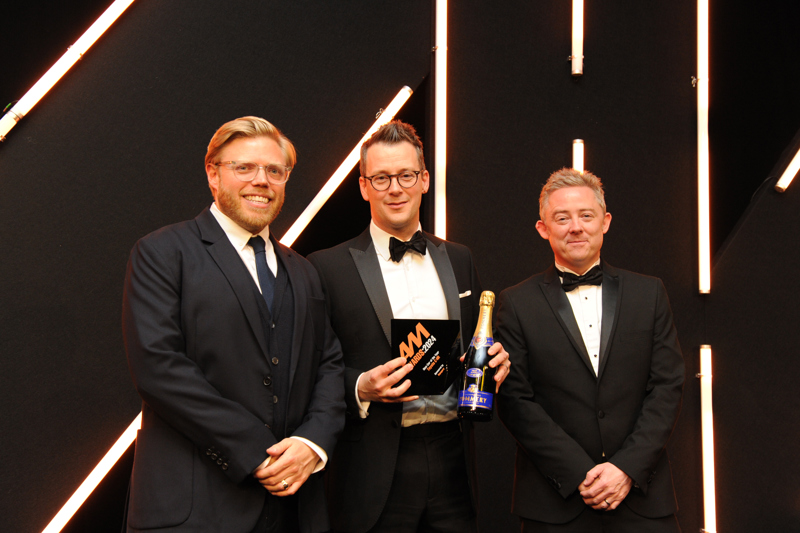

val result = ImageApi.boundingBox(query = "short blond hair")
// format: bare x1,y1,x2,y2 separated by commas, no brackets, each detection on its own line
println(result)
205,116,297,169
539,168,606,220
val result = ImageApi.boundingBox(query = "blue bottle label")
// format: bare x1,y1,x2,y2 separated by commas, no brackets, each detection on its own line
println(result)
458,389,493,410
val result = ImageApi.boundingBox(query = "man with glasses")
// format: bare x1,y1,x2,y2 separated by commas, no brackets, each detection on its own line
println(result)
123,116,345,532
307,121,510,533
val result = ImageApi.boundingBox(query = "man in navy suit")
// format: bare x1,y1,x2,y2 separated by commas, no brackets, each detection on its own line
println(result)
123,116,345,533
496,168,684,532
307,121,510,533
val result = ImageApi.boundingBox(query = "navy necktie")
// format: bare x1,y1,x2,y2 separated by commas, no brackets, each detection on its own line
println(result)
248,236,275,312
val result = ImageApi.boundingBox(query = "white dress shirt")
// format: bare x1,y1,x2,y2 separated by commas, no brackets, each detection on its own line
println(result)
210,203,326,471
557,259,603,376
355,221,458,426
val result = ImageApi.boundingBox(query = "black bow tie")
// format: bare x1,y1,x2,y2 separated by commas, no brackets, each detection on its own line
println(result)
559,265,603,292
389,231,427,262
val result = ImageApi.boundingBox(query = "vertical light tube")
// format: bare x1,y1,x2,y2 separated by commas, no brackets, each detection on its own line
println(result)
573,139,584,172
775,147,800,192
699,345,717,533
280,86,413,246
697,0,711,293
0,0,136,142
571,0,584,76
41,413,142,533
434,0,448,239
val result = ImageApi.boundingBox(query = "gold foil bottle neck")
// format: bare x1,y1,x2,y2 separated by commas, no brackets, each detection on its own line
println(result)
479,291,495,307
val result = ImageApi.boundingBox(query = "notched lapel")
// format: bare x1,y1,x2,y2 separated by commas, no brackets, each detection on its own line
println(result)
350,241,393,345
197,211,268,358
540,266,595,375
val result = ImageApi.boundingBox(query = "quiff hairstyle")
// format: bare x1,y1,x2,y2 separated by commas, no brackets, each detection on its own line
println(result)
359,120,426,176
205,116,297,169
539,168,606,220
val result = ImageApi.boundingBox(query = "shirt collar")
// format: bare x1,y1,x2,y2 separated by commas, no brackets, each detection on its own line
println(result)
369,220,423,262
555,258,601,277
210,202,271,252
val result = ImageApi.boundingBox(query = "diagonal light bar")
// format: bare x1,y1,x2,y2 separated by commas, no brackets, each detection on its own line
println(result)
0,0,136,142
699,345,717,533
775,146,800,192
697,0,711,294
41,413,141,533
434,0,448,239
280,86,413,246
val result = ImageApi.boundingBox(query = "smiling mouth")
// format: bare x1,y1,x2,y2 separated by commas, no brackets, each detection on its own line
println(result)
244,195,271,205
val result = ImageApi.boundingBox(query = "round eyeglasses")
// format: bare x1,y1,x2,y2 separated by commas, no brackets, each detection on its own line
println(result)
215,161,292,184
363,171,421,191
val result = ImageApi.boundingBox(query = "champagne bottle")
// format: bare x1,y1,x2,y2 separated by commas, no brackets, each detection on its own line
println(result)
457,291,496,421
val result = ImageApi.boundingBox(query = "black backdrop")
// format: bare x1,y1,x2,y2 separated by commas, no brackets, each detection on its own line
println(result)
2,1,799,532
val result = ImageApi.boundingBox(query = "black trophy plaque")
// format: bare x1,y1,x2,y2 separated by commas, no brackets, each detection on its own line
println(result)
390,319,462,395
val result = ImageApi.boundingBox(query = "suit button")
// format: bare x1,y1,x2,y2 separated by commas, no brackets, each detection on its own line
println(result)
211,453,218,460
271,322,276,329
222,463,229,471
216,458,223,465
391,420,399,428
263,377,272,386
598,410,605,418
273,395,279,404
272,357,279,365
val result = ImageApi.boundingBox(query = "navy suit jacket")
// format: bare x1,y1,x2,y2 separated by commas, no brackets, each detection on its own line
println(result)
307,228,482,533
122,207,345,532
496,263,684,524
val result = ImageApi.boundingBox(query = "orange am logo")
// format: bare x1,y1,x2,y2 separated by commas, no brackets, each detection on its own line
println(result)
399,322,431,359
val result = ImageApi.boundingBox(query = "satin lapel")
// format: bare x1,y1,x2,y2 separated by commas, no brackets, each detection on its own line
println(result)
426,238,460,323
597,264,621,379
196,209,268,358
540,266,595,375
273,237,304,388
350,235,393,345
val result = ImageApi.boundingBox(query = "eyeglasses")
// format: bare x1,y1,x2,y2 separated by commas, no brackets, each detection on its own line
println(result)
363,171,421,191
215,161,292,184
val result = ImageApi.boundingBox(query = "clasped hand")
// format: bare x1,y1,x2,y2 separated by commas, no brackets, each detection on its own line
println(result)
578,462,632,511
253,438,319,496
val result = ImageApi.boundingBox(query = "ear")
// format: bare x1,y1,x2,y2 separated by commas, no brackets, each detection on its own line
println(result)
420,170,430,194
359,177,370,201
206,163,220,199
602,212,612,234
535,219,550,240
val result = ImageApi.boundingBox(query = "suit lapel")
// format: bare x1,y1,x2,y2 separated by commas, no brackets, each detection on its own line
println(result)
273,236,304,388
425,234,460,323
540,265,595,376
597,262,621,379
350,229,393,345
196,208,268,358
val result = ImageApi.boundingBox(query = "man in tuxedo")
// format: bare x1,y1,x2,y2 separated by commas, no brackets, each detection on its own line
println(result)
307,121,510,533
496,168,684,532
123,116,345,533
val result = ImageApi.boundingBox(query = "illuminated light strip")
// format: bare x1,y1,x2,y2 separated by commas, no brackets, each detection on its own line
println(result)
699,345,717,533
571,0,584,76
697,0,711,294
280,86,413,247
434,0,448,239
775,146,800,192
573,139,584,172
41,413,142,533
0,0,136,142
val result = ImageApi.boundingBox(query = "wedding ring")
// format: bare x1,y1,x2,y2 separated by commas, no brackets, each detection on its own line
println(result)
604,499,610,506
281,480,289,490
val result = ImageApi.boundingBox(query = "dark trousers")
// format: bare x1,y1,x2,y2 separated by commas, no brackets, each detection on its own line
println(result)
521,504,680,533
252,493,300,533
364,420,475,533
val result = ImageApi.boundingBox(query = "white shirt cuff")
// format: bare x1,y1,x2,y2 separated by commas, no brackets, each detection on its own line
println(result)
355,373,371,418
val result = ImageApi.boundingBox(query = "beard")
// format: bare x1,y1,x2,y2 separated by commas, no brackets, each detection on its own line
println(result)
215,184,284,234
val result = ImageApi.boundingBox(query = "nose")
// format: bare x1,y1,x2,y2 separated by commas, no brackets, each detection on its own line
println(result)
567,217,583,232
386,176,404,194
250,166,272,186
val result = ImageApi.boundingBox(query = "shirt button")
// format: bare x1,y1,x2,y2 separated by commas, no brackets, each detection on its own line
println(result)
273,395,279,404
272,357,279,365
263,377,272,386
598,410,605,418
593,354,598,358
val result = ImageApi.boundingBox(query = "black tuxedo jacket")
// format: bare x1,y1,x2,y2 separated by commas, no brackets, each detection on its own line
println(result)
122,208,345,533
496,263,684,524
307,228,482,533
